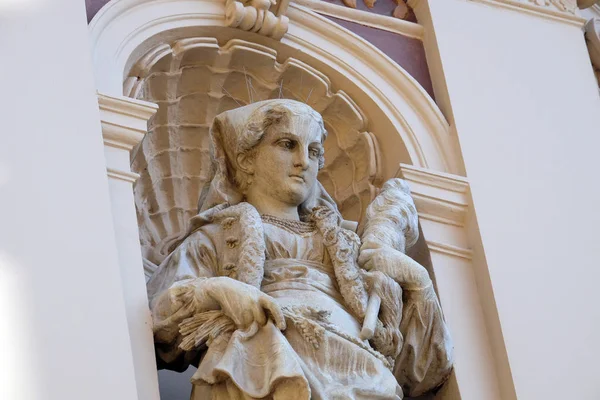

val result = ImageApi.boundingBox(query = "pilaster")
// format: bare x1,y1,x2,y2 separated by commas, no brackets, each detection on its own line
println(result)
98,93,160,400
406,0,600,398
0,1,141,399
398,164,503,400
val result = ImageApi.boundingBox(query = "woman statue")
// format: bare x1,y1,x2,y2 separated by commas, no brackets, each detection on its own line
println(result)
147,99,453,399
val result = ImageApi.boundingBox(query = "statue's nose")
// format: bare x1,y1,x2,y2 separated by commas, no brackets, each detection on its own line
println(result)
293,148,310,170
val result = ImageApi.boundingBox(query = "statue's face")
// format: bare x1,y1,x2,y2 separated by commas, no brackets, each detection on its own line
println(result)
246,114,323,208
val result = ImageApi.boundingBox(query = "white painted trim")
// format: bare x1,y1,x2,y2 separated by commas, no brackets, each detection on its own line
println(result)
466,0,586,26
398,163,469,226
426,239,473,259
98,92,158,122
107,168,140,183
98,93,158,150
398,162,469,193
293,0,424,40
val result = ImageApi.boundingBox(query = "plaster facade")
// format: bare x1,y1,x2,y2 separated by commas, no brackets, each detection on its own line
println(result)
1,0,599,399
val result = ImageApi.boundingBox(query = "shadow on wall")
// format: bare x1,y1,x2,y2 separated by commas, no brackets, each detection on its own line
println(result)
158,367,197,399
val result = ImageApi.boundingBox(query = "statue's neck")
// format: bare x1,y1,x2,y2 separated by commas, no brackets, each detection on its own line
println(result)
245,193,300,221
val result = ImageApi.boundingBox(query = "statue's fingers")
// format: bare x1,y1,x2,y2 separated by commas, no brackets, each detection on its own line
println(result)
241,309,254,329
169,302,194,321
358,250,374,268
252,303,267,326
360,270,376,291
363,270,387,293
259,295,286,331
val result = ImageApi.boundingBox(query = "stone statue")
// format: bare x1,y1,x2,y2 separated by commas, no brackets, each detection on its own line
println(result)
147,99,453,399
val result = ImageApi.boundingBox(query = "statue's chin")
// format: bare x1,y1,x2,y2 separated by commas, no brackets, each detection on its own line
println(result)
282,185,311,209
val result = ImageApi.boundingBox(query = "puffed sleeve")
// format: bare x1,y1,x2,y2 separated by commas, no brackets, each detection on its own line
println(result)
394,284,454,397
147,227,219,372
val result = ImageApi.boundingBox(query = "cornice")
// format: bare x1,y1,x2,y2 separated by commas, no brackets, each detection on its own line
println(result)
98,93,158,123
293,0,424,40
409,0,585,26
98,93,158,150
397,164,472,259
107,167,140,183
397,163,469,227
426,239,473,259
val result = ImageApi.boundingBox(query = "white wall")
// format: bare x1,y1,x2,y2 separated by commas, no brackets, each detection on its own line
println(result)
426,1,600,399
0,1,138,399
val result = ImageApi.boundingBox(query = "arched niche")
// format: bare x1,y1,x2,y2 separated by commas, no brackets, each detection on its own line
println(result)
90,0,463,265
125,35,388,263
89,0,460,177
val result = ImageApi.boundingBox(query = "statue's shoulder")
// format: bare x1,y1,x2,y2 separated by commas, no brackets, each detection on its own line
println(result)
186,202,262,239
185,202,265,288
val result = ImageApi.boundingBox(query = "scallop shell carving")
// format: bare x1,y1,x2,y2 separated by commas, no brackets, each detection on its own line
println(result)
126,37,382,265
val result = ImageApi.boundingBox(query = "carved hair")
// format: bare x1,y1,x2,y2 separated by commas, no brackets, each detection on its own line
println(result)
233,102,327,193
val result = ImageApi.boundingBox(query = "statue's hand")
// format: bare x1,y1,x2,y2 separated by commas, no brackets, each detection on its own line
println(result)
362,270,402,324
200,277,286,331
361,270,403,358
359,247,431,290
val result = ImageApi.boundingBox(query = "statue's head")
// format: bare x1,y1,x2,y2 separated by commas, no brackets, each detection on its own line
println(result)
208,99,328,211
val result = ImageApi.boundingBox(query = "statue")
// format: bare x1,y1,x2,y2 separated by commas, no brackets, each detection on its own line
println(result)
147,99,453,399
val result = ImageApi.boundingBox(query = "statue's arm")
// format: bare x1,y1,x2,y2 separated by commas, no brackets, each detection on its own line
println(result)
148,228,219,371
359,179,453,395
362,249,453,395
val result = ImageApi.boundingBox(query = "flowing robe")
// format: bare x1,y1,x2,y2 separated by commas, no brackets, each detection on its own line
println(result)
148,205,453,399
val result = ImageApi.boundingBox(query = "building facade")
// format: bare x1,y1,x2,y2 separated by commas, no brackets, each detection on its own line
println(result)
1,0,599,399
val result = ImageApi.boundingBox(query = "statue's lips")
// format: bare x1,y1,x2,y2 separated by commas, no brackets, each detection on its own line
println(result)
289,174,305,183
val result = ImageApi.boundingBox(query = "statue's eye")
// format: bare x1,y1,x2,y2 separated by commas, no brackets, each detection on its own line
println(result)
309,147,321,158
278,139,296,150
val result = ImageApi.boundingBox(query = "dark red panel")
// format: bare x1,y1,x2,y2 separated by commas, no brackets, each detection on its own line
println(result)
320,0,416,22
86,0,110,22
325,16,434,99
